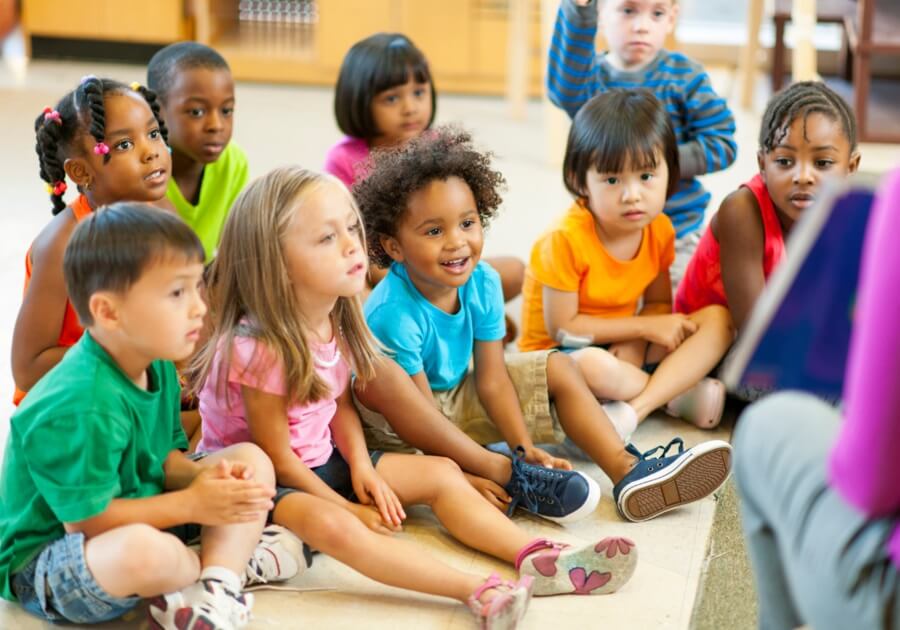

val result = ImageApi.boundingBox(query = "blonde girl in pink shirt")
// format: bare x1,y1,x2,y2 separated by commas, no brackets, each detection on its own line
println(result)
192,167,640,628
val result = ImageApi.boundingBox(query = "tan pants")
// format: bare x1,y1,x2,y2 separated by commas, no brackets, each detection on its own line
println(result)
355,350,567,452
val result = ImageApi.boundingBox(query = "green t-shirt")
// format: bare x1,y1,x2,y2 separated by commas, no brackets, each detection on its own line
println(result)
0,332,187,601
166,141,249,263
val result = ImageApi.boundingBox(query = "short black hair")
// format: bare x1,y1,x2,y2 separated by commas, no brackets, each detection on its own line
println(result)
334,33,436,140
759,81,857,153
35,77,167,215
354,126,505,268
563,89,680,199
147,41,231,101
64,202,205,326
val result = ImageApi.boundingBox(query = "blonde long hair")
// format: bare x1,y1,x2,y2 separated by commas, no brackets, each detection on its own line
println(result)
191,166,382,405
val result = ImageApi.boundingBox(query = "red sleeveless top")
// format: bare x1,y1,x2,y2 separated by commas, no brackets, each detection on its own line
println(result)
675,174,785,314
14,195,93,405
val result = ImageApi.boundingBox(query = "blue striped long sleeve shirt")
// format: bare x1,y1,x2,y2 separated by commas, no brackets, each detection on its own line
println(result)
547,0,738,237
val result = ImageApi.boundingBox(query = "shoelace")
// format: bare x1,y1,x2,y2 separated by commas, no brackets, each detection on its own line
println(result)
506,447,569,515
627,437,685,462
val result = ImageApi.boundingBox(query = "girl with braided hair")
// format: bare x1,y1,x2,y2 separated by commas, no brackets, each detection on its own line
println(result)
12,76,171,404
675,81,861,333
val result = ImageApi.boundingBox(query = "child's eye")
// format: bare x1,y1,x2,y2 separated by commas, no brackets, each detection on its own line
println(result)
414,88,427,98
383,94,399,104
114,139,133,151
815,159,835,168
461,219,476,229
775,157,793,167
222,107,234,117
654,10,666,18
320,233,336,243
170,288,184,298
349,221,361,233
189,108,205,118
640,173,654,181
605,176,619,185
623,7,634,15
149,129,161,140
426,227,442,237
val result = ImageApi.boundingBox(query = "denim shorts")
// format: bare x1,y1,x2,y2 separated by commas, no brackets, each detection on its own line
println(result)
273,448,383,507
11,531,141,624
11,524,201,623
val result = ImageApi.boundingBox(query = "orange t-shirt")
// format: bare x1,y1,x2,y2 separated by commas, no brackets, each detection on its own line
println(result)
14,195,93,405
519,201,676,352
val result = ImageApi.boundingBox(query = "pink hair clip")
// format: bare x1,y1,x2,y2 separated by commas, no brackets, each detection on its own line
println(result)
42,107,62,125
93,142,110,156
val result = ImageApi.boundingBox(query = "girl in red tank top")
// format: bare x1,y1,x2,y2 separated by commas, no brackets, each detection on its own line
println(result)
675,81,861,333
12,77,172,404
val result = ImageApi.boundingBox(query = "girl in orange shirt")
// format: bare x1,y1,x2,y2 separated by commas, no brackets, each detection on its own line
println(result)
12,76,171,403
520,89,733,434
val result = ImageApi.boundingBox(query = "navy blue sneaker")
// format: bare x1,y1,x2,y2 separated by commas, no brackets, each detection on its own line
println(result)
613,438,732,522
504,447,600,524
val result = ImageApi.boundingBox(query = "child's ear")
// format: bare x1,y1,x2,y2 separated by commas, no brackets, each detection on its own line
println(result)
756,150,766,177
88,292,121,331
64,157,93,190
666,2,680,31
848,151,861,174
380,234,405,263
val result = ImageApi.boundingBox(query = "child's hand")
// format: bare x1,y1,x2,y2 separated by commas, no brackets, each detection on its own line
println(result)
464,472,511,511
524,446,573,471
185,460,274,526
642,314,698,351
351,465,406,529
348,502,400,535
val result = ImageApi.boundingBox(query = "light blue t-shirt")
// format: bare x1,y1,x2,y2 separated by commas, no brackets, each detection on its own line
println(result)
365,262,507,390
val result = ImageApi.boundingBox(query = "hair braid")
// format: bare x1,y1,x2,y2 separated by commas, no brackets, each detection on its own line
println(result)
34,110,68,214
135,84,169,144
79,77,110,164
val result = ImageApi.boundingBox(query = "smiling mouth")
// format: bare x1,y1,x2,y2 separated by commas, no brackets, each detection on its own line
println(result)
144,168,166,182
440,257,470,270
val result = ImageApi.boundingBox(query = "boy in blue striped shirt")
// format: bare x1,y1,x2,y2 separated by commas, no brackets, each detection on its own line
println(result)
548,0,737,284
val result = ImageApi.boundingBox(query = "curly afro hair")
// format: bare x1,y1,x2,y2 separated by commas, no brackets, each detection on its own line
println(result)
353,125,506,268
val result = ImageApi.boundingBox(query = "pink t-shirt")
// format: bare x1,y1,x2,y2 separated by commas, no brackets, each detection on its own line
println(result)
323,136,370,188
198,334,350,468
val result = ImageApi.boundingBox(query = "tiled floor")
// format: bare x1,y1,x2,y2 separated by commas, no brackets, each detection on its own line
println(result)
0,56,897,630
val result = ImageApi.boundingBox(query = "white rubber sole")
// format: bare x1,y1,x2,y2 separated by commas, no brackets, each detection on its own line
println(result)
617,440,732,522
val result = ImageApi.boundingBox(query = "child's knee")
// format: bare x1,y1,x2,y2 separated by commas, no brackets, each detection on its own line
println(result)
106,524,194,578
692,305,735,337
222,442,276,486
568,347,617,381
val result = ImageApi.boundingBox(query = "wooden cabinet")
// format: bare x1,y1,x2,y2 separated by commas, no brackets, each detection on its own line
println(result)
195,0,546,95
23,0,548,96
22,0,189,44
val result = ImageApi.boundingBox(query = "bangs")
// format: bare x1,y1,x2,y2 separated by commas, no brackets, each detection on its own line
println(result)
590,136,662,176
371,40,431,93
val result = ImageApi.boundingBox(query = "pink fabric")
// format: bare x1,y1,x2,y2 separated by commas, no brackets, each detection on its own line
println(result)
198,335,349,468
828,167,900,567
323,136,371,188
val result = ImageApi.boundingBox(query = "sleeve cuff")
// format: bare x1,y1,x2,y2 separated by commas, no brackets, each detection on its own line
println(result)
678,142,707,178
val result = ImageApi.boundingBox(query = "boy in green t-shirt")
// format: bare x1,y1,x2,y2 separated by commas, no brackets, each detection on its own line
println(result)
0,204,302,628
148,42,250,263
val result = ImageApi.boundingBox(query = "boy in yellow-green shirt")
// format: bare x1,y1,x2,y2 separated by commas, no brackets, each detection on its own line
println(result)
148,42,249,262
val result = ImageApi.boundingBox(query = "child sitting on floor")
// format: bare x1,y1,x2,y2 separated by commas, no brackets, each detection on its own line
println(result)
520,90,734,432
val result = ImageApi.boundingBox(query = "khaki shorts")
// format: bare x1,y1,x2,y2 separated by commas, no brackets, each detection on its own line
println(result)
354,350,567,452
